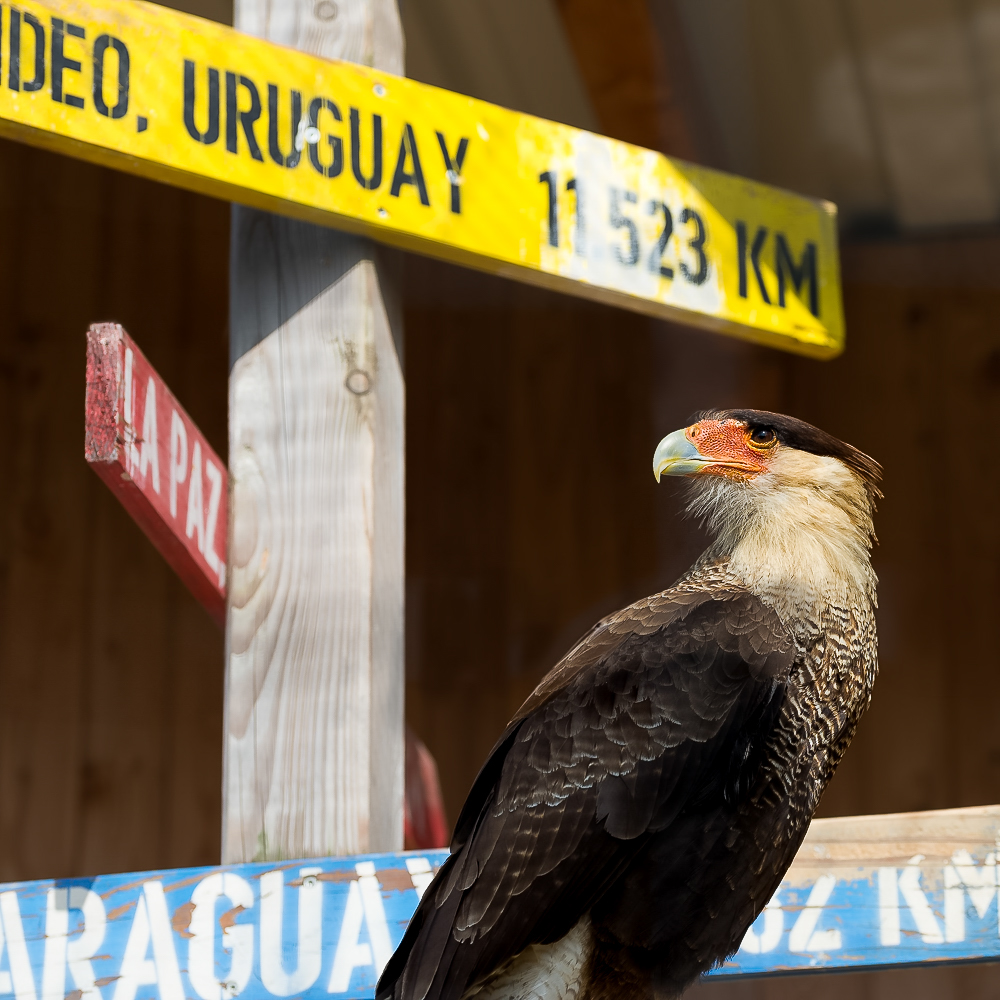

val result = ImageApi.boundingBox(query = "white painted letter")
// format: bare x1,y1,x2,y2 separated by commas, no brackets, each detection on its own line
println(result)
169,412,188,519
878,868,900,946
739,892,783,954
1,891,38,1000
66,889,107,1000
203,458,225,587
404,859,433,900
328,883,370,993
42,889,68,1000
260,868,323,996
189,873,254,1000
944,849,997,943
186,441,206,553
788,875,841,952
112,883,184,1000
139,378,160,494
0,908,12,995
355,863,392,973
43,888,106,1000
899,856,944,944
328,863,394,992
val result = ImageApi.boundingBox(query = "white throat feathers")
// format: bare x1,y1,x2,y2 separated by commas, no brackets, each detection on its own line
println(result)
686,447,877,612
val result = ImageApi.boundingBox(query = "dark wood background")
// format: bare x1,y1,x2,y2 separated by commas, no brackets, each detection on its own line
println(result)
1,0,999,994
0,139,229,880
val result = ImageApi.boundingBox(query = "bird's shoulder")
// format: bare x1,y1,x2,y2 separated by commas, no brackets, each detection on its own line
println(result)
451,582,795,854
512,580,795,725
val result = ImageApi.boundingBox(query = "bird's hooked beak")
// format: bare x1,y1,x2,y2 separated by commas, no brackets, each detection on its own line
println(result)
652,429,715,482
653,418,777,482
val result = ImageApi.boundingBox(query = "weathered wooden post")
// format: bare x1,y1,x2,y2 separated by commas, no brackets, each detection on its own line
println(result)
223,0,405,863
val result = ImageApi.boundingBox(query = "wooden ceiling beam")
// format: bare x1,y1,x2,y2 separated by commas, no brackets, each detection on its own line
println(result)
552,0,713,162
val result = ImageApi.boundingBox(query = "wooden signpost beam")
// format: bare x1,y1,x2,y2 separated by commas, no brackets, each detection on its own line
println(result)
0,0,843,357
0,805,996,995
223,0,405,865
85,323,228,627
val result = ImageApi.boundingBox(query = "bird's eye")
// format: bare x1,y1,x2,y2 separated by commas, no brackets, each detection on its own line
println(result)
747,427,776,448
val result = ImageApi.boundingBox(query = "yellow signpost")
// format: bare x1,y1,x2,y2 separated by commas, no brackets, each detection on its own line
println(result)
0,0,844,356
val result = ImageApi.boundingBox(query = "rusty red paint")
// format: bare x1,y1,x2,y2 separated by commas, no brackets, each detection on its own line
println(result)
105,901,136,922
316,871,358,883
171,900,196,938
219,903,246,932
404,727,449,851
377,869,419,893
85,323,226,627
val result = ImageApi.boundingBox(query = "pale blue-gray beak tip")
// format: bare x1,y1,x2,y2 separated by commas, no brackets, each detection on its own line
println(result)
653,429,710,482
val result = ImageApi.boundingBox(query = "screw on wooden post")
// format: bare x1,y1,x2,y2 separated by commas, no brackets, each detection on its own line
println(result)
223,0,406,864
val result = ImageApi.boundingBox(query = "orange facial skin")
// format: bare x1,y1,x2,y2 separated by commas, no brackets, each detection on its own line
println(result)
685,419,776,481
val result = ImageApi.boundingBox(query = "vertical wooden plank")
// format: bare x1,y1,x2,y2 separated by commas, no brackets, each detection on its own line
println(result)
223,0,405,862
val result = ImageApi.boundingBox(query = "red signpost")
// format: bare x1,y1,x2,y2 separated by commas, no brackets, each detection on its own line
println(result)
85,323,228,627
84,321,449,848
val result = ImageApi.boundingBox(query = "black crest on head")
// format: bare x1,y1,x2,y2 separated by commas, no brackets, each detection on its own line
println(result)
699,409,883,499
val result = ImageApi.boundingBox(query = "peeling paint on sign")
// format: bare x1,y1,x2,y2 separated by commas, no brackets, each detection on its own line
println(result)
0,843,996,1000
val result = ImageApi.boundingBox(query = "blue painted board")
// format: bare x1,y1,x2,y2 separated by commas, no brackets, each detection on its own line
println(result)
0,833,997,1000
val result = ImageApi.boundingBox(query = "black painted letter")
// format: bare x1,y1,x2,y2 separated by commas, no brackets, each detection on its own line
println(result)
775,234,819,316
183,61,220,145
436,131,468,214
736,221,770,303
10,11,45,92
51,18,84,108
267,84,302,168
92,34,129,118
539,171,557,247
350,108,382,190
307,97,343,178
225,71,263,161
390,123,429,205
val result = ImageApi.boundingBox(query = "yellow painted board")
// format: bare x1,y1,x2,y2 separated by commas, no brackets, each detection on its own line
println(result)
0,0,844,356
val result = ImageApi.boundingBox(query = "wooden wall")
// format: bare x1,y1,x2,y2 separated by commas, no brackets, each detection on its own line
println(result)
0,136,229,880
403,257,662,825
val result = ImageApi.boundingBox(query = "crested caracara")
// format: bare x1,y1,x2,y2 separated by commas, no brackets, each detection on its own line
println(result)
378,410,880,1000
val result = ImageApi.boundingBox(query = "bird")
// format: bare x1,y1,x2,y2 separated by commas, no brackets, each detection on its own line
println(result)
378,409,881,1000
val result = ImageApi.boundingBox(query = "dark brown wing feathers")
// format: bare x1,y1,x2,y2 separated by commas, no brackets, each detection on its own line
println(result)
377,589,794,1000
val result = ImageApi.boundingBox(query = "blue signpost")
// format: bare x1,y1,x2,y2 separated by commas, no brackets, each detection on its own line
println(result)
1,832,998,1000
